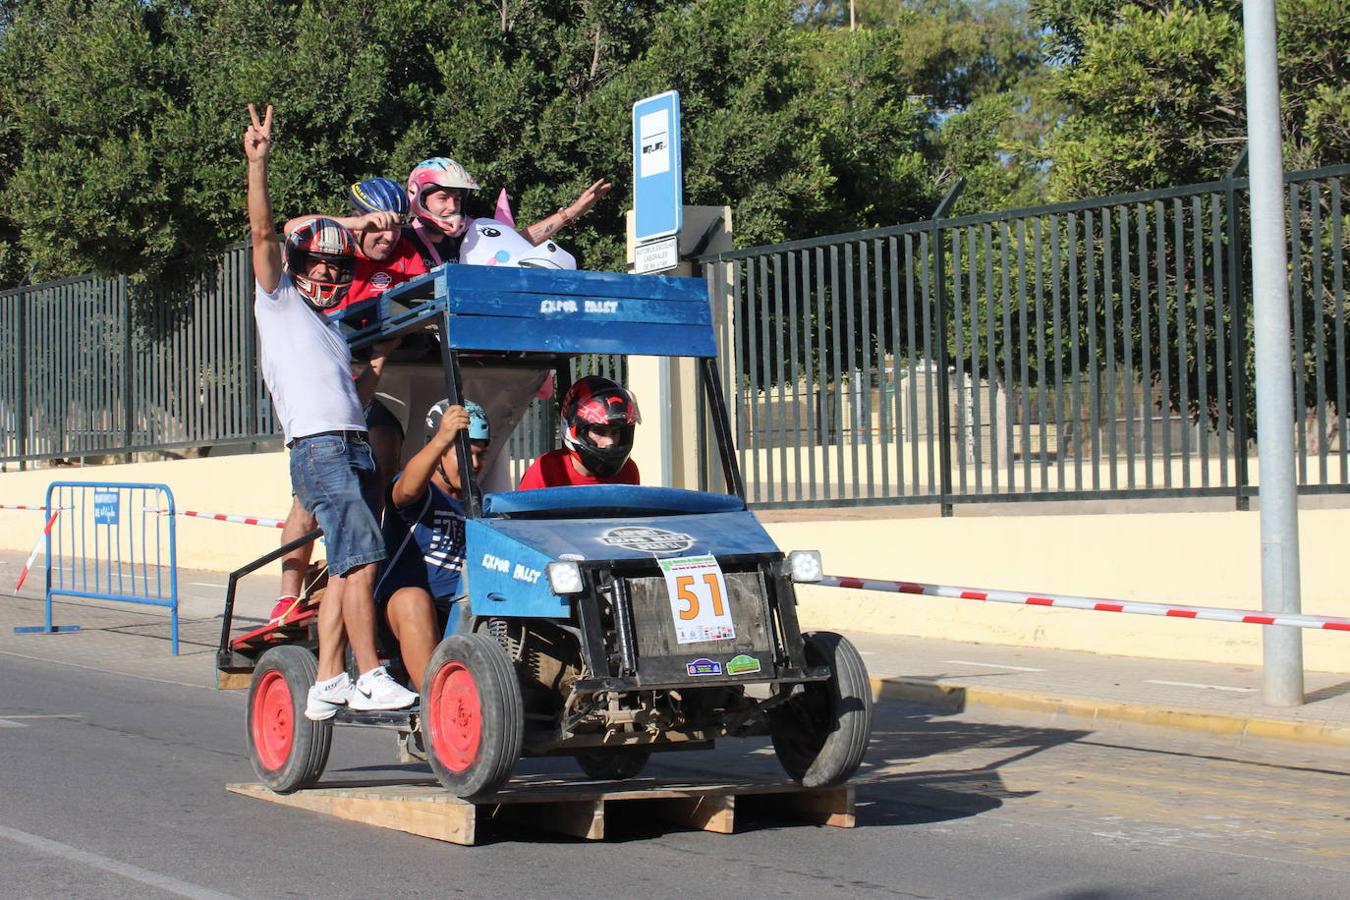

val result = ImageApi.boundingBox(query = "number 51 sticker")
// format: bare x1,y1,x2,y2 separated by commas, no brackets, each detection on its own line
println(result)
658,554,735,644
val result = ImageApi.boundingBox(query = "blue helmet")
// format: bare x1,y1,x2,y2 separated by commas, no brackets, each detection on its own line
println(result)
347,177,409,218
425,399,490,443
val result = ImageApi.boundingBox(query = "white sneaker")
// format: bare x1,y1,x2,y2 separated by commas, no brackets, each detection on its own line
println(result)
349,666,419,711
305,673,352,721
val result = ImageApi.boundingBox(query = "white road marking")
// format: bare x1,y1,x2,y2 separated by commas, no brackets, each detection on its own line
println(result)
188,582,225,589
1145,679,1254,693
944,659,1046,672
0,823,238,899
0,714,80,728
0,714,81,718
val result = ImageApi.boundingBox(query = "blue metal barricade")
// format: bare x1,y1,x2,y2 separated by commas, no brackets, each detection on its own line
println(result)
15,481,180,655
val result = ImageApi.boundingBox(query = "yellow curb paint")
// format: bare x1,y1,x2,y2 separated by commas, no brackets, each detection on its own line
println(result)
870,676,1350,748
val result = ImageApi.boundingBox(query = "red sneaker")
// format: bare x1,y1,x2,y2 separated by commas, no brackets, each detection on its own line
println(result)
269,595,302,626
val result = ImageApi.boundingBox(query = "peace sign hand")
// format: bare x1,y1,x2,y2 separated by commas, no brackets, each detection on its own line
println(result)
244,104,273,164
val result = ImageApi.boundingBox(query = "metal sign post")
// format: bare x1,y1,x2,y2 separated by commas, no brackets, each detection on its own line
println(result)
632,90,683,274
1242,0,1304,706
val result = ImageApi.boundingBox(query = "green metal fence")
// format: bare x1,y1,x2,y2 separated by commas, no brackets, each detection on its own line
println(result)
0,244,275,465
701,161,1350,510
0,240,621,471
3,163,1346,517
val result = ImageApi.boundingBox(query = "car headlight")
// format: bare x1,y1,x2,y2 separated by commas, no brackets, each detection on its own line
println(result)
547,561,585,594
787,550,823,583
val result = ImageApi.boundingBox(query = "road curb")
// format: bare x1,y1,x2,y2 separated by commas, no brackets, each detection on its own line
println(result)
871,676,1350,749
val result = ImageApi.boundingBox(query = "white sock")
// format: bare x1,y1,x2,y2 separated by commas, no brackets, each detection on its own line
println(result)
316,673,347,690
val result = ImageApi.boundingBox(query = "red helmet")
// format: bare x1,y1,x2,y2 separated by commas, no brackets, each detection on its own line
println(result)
560,375,640,478
285,217,356,310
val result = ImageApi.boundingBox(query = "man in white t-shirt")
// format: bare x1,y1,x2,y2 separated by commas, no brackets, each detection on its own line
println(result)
244,103,417,718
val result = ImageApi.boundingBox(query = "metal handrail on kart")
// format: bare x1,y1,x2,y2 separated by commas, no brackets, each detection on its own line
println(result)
216,527,321,670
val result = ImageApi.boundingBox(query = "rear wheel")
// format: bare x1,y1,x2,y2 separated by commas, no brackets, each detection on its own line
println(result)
574,748,651,781
422,633,523,798
770,631,872,788
246,646,332,793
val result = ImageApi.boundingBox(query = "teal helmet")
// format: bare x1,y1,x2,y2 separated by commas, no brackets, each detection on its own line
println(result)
425,399,489,442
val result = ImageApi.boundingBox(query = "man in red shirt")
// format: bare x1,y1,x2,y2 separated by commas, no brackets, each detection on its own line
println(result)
518,375,641,489
286,177,429,316
348,235,426,306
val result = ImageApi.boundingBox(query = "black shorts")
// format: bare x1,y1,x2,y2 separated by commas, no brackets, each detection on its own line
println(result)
363,397,405,439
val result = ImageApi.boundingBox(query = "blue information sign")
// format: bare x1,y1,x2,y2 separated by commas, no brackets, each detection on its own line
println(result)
93,491,119,526
632,91,683,243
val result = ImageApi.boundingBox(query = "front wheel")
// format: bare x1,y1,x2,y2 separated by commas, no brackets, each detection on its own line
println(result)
246,646,332,793
770,632,872,788
422,633,523,799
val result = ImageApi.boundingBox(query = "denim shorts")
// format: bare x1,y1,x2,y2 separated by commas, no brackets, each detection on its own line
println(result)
289,434,386,577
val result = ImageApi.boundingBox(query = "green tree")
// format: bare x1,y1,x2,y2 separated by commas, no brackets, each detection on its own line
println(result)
796,1,1051,217
0,0,1052,288
1034,0,1350,198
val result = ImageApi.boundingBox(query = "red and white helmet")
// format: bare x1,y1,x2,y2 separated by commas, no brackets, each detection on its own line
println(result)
406,157,479,237
560,375,640,478
284,217,356,310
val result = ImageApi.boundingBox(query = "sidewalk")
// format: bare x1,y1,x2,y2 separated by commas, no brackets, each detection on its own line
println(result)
844,631,1350,749
1,548,1346,748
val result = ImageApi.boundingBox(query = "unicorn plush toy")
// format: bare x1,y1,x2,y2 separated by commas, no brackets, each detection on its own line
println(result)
460,218,578,270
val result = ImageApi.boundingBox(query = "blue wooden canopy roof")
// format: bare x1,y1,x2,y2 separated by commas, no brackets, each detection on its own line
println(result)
345,264,716,359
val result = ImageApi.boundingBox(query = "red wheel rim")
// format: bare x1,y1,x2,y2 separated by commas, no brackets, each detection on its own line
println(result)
251,670,294,771
428,660,482,773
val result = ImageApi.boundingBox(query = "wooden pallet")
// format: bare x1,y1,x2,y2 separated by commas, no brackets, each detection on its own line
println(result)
226,775,855,845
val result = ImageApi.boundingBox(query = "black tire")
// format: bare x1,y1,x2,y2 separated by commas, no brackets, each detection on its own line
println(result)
246,646,332,794
422,633,523,799
770,631,873,788
574,748,651,781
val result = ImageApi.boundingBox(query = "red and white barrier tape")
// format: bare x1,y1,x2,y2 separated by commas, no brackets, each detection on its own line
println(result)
175,510,286,529
15,509,60,591
819,574,1350,633
143,508,288,528
0,504,48,511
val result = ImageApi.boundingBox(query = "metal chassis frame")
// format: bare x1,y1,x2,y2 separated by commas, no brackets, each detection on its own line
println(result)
216,527,322,671
567,555,821,695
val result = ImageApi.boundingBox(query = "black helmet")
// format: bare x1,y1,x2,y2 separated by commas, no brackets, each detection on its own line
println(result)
560,375,639,478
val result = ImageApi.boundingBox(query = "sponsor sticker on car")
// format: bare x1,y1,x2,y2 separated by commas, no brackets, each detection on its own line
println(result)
599,526,694,555
686,658,723,677
726,654,762,676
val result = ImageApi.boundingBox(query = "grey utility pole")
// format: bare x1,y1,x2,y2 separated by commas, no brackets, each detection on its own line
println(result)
1242,0,1304,706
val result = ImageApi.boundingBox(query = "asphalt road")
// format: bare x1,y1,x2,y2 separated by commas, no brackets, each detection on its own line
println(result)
1,650,1347,900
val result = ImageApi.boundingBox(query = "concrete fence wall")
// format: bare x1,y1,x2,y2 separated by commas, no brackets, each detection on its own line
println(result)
2,452,1346,673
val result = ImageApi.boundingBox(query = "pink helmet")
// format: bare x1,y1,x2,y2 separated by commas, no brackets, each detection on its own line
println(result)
406,157,479,237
